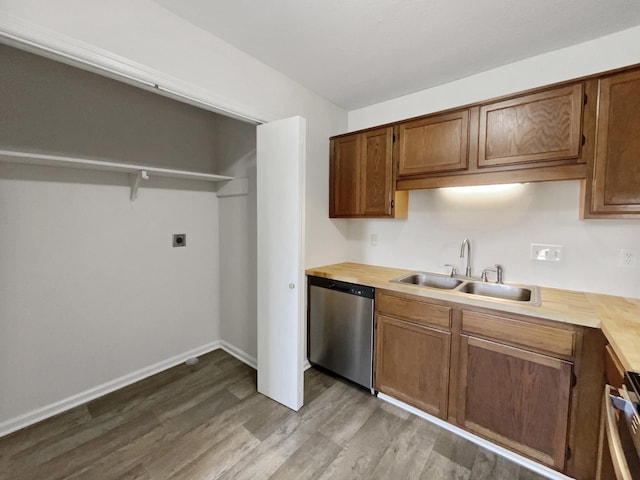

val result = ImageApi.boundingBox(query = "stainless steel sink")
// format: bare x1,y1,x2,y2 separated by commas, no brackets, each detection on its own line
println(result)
391,272,463,290
390,271,541,305
457,281,540,305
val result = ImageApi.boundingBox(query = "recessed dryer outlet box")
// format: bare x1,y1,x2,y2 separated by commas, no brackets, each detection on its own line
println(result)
173,234,186,247
531,244,563,263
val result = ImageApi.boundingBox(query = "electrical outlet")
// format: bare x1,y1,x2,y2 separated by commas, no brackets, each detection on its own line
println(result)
619,249,638,268
530,244,563,263
370,234,378,247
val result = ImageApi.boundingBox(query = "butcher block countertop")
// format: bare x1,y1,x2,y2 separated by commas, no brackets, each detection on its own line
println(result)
306,262,640,372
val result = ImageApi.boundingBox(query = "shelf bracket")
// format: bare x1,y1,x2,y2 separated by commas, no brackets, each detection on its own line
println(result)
129,170,149,201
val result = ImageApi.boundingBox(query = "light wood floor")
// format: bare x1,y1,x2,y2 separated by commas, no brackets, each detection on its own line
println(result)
0,349,549,480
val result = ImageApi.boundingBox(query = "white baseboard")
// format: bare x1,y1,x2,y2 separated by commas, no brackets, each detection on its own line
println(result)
0,341,224,438
219,340,257,370
377,393,573,480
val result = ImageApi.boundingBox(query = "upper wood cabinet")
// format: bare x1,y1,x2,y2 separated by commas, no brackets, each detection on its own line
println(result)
478,84,584,167
330,134,361,217
330,63,640,218
329,127,407,218
582,69,640,218
398,109,470,176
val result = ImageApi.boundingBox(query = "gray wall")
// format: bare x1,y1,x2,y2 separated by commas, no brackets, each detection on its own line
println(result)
0,44,254,431
1,44,230,173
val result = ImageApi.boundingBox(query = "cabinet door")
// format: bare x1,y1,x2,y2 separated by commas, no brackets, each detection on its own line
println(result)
375,314,450,418
398,110,469,176
457,336,572,469
478,84,583,167
589,70,640,215
360,127,394,216
329,135,361,217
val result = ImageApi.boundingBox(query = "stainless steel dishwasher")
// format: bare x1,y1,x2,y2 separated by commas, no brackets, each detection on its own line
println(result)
307,275,374,392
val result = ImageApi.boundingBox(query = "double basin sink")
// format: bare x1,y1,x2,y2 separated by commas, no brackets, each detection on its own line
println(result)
391,271,541,306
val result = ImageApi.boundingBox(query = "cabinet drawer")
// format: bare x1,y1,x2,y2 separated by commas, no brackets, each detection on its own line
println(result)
376,290,451,330
461,310,575,357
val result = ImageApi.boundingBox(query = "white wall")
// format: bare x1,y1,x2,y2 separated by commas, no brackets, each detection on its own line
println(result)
0,0,349,267
345,181,640,297
345,27,640,299
0,164,220,425
214,118,258,364
0,0,348,432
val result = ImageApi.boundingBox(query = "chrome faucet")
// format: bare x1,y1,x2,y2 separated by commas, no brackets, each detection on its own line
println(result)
460,238,472,277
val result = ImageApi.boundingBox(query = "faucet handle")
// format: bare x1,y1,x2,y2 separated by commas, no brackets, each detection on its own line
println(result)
444,264,457,277
482,264,504,283
495,264,503,284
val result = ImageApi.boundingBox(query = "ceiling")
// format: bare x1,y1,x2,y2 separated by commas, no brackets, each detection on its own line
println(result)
154,0,640,110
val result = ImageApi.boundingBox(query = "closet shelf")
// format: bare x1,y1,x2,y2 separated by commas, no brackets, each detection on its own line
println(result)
0,149,234,200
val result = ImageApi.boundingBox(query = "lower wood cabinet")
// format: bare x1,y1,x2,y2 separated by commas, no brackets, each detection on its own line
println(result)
373,289,605,480
375,314,450,417
375,290,452,418
457,335,573,470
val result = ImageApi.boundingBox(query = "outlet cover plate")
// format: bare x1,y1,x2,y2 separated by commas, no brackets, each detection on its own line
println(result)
619,249,638,268
531,243,563,263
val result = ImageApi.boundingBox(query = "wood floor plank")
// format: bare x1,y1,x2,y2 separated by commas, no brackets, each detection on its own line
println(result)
518,466,551,480
268,432,342,480
468,449,522,480
432,428,480,471
146,393,262,478
242,395,295,441
316,407,406,480
62,423,170,480
0,349,548,480
420,451,472,480
217,382,358,480
85,354,223,418
11,410,161,480
0,405,92,459
8,406,150,471
227,370,257,400
303,367,338,405
317,387,379,447
169,425,260,480
370,415,440,480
